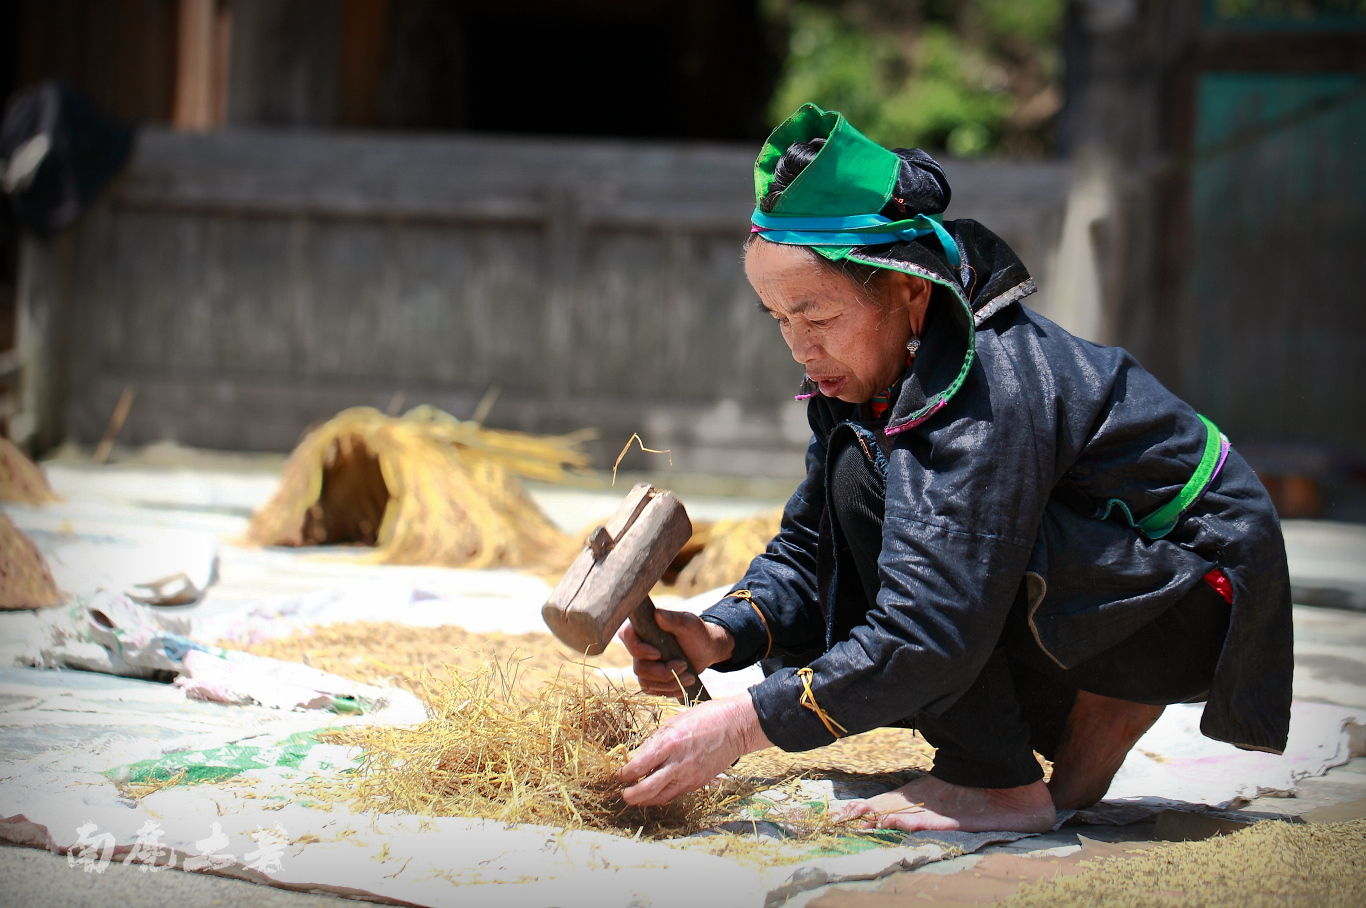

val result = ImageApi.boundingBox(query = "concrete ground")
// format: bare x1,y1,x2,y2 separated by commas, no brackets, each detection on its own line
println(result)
3,454,1365,907
0,845,354,908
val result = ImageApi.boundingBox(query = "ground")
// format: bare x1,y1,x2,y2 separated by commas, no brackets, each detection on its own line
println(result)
2,452,1364,907
0,844,353,908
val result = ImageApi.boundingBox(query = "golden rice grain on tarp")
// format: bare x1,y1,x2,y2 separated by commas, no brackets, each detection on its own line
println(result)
237,624,937,844
222,621,632,701
1001,817,1366,908
227,621,937,775
737,726,936,778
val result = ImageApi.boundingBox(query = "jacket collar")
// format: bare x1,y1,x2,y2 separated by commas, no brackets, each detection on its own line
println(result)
844,219,1036,435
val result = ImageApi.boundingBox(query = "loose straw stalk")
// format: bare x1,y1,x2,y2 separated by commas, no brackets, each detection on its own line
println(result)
611,433,671,486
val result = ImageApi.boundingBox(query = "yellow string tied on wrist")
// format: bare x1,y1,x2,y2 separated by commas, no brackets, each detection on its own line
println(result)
797,667,847,738
724,589,772,659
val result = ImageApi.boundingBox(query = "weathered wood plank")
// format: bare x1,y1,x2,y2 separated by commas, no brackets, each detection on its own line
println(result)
40,129,1067,473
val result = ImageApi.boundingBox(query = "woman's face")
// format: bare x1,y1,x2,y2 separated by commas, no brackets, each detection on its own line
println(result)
745,239,930,403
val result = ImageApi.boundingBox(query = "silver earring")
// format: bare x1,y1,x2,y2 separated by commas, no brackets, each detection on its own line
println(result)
906,335,921,358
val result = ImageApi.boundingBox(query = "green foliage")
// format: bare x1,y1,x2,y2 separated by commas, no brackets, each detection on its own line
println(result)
1213,0,1366,19
977,0,1067,44
765,0,1065,157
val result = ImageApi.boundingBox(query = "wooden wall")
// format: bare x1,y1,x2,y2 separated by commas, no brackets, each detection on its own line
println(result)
24,129,1066,474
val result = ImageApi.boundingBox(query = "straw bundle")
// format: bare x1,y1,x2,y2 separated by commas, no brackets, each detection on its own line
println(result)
0,511,62,609
328,662,745,837
246,406,591,569
0,437,58,504
673,508,783,596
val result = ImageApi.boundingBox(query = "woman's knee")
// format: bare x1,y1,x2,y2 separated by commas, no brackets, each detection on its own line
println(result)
1057,580,1232,705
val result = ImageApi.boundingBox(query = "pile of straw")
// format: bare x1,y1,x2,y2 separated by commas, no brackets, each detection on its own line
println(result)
246,406,591,570
1001,817,1366,908
0,511,62,609
326,663,745,837
237,621,941,794
673,508,783,596
0,437,62,608
0,437,58,505
239,625,946,849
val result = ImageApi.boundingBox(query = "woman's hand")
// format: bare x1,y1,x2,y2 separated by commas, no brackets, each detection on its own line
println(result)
618,608,734,700
617,694,771,806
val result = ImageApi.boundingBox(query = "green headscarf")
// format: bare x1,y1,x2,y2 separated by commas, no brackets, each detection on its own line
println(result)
750,103,960,267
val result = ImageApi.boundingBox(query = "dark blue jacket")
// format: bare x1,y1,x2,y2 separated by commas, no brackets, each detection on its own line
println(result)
702,220,1293,756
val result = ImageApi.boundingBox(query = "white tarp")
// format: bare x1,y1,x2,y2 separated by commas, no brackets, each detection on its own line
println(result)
2,655,1363,908
4,501,220,605
0,663,1021,908
1104,700,1366,808
5,467,1365,907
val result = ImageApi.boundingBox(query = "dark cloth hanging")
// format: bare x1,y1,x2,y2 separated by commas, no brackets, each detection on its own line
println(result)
0,81,133,236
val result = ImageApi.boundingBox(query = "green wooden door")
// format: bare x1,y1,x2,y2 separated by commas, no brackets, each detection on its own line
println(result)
1182,71,1366,457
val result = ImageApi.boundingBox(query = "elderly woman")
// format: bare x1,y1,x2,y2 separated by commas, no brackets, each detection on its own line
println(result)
614,104,1293,833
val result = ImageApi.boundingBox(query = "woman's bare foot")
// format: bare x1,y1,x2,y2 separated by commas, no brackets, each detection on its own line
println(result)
1047,691,1165,810
837,774,1056,833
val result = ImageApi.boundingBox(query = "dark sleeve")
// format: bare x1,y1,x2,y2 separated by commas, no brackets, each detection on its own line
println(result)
1061,358,1214,518
748,357,1060,752
700,434,829,671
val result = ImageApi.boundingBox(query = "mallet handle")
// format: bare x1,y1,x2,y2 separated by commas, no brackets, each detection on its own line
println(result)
629,596,710,703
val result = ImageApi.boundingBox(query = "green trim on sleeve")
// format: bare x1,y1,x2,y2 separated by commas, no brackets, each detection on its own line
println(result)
1098,414,1228,540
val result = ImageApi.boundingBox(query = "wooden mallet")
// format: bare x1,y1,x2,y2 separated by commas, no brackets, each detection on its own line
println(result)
541,482,709,702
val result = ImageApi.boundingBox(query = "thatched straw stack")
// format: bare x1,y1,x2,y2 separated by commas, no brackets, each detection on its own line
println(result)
0,511,62,609
246,407,591,570
0,439,62,609
673,508,783,596
0,437,58,504
326,662,745,836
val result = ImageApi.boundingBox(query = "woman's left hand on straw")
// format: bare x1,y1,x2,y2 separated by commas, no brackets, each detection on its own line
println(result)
617,695,772,806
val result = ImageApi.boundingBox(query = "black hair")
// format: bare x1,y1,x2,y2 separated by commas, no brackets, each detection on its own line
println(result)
757,139,952,218
758,137,826,213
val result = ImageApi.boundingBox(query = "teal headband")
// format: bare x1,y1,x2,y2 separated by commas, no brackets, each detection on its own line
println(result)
749,210,961,268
